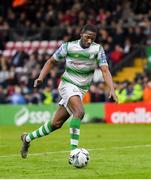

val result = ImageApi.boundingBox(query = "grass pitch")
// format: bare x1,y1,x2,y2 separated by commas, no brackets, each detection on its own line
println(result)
1,123,151,179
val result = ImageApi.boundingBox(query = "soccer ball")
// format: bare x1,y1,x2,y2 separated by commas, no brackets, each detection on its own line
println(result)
69,148,89,168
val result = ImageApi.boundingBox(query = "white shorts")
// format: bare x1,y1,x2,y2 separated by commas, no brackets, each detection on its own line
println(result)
58,81,86,115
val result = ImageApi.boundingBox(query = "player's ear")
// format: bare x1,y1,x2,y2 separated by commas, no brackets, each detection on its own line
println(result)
80,32,83,38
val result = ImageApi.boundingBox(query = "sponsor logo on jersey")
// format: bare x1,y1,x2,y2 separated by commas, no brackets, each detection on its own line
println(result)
75,54,79,58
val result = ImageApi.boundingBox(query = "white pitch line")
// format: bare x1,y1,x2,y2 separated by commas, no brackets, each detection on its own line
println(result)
89,144,151,151
0,145,10,147
0,144,151,158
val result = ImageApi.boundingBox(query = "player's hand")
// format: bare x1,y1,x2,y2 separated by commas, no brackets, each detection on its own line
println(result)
34,78,43,88
108,90,118,103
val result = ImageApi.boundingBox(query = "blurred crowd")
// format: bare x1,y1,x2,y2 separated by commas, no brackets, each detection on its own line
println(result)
83,70,151,104
1,0,151,65
0,0,151,104
0,49,151,104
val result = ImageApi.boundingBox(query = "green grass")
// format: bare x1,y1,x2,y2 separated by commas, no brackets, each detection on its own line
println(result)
1,124,151,179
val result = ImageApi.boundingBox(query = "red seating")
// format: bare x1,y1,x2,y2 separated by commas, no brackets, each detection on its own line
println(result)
4,40,63,56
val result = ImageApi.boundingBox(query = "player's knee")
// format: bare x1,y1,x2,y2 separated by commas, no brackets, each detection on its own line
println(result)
73,109,85,120
51,121,63,130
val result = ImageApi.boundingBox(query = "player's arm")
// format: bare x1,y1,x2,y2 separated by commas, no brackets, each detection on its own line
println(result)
97,45,118,102
34,57,56,87
34,42,67,88
100,65,118,102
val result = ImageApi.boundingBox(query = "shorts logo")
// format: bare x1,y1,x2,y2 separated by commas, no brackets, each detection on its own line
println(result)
73,88,79,92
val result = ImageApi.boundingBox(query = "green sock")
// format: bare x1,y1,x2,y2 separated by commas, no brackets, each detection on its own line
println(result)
70,117,81,150
25,121,53,142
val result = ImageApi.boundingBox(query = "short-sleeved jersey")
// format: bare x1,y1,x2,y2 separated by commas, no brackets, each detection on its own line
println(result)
53,40,108,91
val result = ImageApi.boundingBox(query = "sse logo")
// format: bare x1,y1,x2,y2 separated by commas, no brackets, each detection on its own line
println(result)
15,107,52,126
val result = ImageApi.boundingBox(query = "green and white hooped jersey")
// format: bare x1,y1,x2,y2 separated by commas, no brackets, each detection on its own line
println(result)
53,40,108,91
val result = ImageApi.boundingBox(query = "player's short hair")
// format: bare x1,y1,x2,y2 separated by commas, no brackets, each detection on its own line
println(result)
82,24,97,34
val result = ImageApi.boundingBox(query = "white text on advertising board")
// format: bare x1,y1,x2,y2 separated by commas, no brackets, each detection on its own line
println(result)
111,108,151,123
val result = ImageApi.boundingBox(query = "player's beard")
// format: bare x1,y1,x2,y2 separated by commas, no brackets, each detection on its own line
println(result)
80,39,91,49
